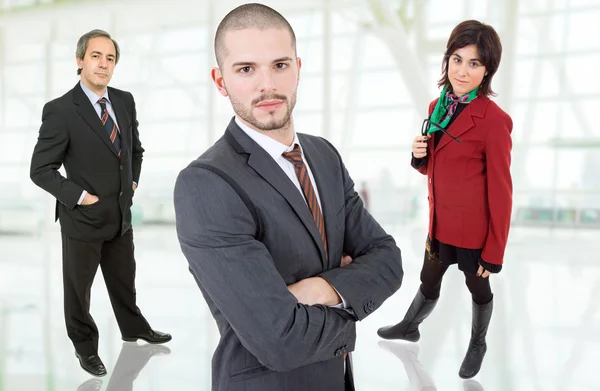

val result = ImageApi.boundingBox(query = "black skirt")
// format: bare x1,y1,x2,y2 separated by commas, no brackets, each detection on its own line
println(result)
425,235,482,275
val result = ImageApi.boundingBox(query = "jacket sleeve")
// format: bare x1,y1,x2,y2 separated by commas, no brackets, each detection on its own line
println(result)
174,166,356,372
411,155,428,174
129,92,144,185
410,99,438,175
318,140,404,321
30,102,84,209
481,113,513,265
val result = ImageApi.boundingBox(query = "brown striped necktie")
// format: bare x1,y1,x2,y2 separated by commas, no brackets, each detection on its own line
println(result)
97,98,121,158
282,144,328,260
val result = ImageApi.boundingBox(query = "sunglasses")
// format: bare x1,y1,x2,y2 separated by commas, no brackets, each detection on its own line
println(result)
421,118,461,143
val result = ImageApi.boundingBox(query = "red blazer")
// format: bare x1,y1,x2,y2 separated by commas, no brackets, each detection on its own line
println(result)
413,96,513,266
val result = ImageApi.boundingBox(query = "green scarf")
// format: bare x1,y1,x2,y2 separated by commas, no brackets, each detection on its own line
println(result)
428,85,478,134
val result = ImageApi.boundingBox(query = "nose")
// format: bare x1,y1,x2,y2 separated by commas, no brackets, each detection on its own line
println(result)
457,62,467,76
99,57,108,69
257,68,276,93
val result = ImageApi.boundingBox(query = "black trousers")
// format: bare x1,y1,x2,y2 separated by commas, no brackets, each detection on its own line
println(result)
345,354,355,391
419,249,493,305
61,229,149,356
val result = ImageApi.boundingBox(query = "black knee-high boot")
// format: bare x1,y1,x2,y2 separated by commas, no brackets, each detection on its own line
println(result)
377,288,438,342
459,297,493,379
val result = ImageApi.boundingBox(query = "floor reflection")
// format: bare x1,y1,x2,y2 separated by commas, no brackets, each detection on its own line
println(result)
1,225,599,390
75,343,171,391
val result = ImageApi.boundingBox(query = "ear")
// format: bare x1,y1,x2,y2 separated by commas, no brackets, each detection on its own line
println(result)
76,56,84,72
296,57,302,84
211,67,228,97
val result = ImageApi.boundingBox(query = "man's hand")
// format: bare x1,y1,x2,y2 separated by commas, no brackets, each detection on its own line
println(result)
341,254,353,267
81,193,99,205
132,183,137,191
288,277,341,307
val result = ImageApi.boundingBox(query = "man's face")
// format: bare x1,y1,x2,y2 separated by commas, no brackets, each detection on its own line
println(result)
211,28,301,132
77,36,117,92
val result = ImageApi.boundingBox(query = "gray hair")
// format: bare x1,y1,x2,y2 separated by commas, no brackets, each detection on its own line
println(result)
76,29,120,75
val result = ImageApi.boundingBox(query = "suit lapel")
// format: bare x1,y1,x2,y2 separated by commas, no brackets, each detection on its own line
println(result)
72,83,119,158
109,91,130,155
299,134,336,270
434,96,490,154
224,121,327,267
434,103,475,154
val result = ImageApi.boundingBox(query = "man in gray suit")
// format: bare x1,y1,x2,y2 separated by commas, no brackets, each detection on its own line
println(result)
174,3,404,391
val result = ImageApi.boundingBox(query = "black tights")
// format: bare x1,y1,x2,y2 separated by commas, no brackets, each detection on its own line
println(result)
419,251,493,305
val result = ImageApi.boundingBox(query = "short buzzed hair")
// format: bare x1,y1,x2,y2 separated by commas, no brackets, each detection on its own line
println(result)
214,3,297,68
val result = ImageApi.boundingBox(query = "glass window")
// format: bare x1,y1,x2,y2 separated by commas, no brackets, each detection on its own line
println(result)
350,108,417,148
567,11,600,51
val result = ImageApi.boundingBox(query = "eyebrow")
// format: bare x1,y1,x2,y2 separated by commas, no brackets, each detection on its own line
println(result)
231,57,294,68
453,53,482,62
90,51,115,58
273,56,293,63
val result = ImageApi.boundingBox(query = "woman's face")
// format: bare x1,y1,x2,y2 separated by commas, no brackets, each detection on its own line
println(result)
447,44,486,96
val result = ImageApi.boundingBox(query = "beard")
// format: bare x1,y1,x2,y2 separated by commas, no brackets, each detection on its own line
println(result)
228,91,297,131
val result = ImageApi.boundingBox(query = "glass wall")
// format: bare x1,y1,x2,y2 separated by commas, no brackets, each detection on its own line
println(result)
0,0,598,233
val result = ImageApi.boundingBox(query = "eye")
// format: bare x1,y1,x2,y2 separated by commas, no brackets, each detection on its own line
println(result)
238,66,253,73
275,63,288,69
470,61,480,67
453,57,461,63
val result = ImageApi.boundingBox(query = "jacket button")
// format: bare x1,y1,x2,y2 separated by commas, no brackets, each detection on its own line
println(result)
120,165,123,170
364,301,375,314
119,192,123,196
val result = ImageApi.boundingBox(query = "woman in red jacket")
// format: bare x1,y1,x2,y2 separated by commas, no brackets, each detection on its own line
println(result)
377,20,513,380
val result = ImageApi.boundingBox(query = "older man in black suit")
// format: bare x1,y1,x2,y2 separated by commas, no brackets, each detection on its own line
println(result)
30,29,171,377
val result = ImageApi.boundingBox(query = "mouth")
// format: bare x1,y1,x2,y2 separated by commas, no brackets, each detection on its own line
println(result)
255,100,284,111
454,78,468,84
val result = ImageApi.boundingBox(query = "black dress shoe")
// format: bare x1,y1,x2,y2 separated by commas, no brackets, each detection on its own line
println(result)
75,352,107,377
122,329,172,344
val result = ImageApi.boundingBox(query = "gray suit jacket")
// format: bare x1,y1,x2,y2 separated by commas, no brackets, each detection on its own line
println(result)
174,118,404,391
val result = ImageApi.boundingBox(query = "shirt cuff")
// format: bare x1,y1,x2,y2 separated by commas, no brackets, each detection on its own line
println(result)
330,286,348,309
77,190,87,205
411,154,427,169
479,258,503,274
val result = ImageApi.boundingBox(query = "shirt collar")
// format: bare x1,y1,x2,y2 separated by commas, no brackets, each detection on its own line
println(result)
80,80,110,106
234,116,302,160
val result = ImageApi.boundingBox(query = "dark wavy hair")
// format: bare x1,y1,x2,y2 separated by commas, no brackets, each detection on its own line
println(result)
438,20,503,97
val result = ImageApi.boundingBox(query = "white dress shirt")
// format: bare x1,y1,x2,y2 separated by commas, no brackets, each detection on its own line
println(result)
234,117,349,310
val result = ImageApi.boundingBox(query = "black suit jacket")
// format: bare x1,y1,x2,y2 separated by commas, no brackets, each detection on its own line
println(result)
174,119,404,391
30,82,144,242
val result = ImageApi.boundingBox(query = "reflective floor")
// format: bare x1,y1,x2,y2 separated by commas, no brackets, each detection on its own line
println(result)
1,222,598,391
